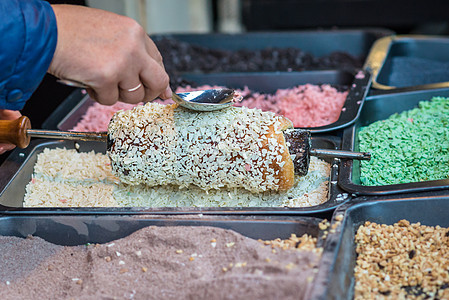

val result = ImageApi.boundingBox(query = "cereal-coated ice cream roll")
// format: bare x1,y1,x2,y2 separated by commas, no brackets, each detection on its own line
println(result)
107,102,295,193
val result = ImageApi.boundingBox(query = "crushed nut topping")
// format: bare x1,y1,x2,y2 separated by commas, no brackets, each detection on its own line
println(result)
225,242,235,248
259,233,321,253
335,214,344,222
234,262,246,268
318,219,330,231
354,220,449,299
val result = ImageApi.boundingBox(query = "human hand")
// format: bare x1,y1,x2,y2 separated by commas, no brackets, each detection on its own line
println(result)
0,110,22,155
48,5,171,106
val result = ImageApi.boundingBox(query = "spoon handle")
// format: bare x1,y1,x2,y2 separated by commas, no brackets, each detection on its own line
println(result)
56,78,89,89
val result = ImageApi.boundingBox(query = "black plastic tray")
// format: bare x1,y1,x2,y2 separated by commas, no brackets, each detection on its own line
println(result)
152,29,392,62
309,193,449,299
44,70,370,134
365,35,449,95
0,136,348,215
338,87,449,195
0,213,322,246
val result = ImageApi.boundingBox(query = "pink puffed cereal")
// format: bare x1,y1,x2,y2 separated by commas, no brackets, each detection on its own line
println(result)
71,83,347,131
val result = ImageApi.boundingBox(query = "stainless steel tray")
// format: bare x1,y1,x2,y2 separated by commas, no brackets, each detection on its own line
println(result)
44,70,370,134
365,35,449,94
0,137,349,215
153,29,394,73
309,192,449,299
338,87,449,195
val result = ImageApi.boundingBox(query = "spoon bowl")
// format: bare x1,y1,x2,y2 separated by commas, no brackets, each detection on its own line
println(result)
57,79,235,112
172,88,235,111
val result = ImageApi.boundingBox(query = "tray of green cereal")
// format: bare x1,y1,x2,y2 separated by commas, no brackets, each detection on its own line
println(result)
338,88,449,195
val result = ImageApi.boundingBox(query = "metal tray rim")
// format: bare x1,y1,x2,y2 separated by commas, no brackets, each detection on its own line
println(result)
153,28,394,39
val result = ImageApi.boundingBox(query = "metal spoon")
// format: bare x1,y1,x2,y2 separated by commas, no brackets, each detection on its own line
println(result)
171,89,235,111
57,79,235,112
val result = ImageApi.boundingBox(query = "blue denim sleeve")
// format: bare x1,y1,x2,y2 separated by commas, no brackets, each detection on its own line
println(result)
0,0,57,110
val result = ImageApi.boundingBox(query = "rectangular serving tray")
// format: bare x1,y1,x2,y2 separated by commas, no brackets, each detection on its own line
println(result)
338,87,449,195
152,29,393,61
309,193,449,299
0,136,348,215
43,70,370,134
365,35,449,94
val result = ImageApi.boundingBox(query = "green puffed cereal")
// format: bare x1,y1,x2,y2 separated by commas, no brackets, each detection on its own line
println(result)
358,97,449,186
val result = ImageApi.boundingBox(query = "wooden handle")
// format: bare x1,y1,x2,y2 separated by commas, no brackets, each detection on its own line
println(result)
0,116,31,148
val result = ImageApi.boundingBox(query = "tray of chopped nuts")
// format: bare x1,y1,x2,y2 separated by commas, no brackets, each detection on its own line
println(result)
308,192,449,299
0,213,327,299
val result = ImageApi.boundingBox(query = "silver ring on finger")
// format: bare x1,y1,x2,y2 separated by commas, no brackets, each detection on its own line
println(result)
126,83,142,92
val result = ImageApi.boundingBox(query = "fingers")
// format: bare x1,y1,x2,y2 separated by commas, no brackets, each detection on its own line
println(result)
119,80,144,104
0,144,16,155
140,57,171,101
86,64,168,105
0,109,21,120
88,37,170,105
145,37,165,69
144,36,172,99
49,5,171,106
88,70,168,105
161,85,173,100
86,84,119,106
0,110,22,154
62,35,169,105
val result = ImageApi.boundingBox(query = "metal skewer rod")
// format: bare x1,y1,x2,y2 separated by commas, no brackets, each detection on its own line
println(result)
27,129,107,142
310,148,371,160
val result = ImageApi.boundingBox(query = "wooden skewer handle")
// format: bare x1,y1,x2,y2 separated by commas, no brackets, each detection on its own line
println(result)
0,116,31,148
